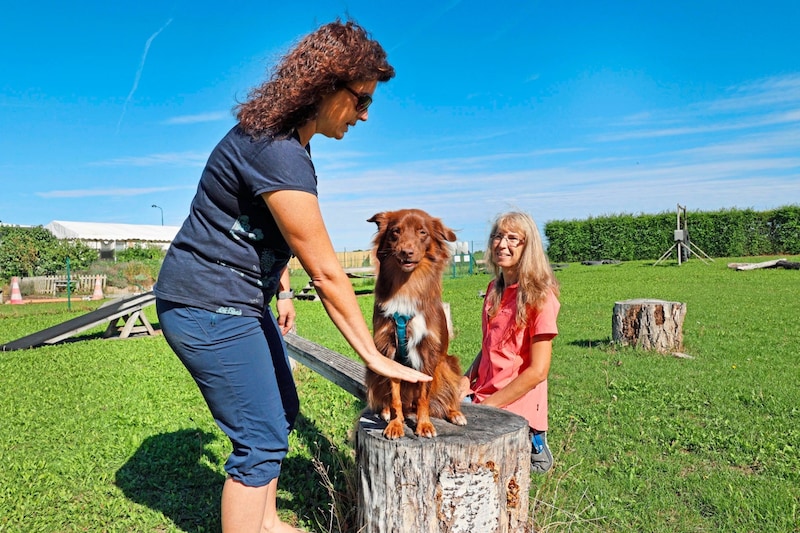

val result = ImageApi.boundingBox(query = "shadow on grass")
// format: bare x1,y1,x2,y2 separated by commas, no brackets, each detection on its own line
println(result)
115,415,359,533
568,338,613,349
115,429,224,532
280,412,362,532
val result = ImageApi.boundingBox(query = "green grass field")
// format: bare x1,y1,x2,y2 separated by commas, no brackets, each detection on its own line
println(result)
1,255,798,532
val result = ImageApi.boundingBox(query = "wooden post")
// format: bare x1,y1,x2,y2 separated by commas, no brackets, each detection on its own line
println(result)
284,334,532,531
356,404,531,533
441,302,454,339
612,298,686,353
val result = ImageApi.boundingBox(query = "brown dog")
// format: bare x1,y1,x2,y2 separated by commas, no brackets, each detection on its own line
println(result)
365,209,467,439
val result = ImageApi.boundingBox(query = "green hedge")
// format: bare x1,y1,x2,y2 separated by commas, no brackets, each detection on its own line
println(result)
544,205,800,262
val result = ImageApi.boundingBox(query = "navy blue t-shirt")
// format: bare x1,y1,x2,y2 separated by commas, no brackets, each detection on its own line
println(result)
155,125,317,317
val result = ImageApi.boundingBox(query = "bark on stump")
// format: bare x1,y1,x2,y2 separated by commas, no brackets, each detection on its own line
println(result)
612,298,686,353
356,403,531,533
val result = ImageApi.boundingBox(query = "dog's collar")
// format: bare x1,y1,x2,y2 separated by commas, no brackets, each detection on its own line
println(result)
392,312,414,368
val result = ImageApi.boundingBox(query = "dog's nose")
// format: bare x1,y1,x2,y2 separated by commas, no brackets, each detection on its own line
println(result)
398,246,416,259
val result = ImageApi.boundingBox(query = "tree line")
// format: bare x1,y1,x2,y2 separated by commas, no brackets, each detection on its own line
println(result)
544,205,800,263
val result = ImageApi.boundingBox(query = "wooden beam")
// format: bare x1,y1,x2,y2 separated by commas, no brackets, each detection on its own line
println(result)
283,333,367,400
728,258,800,270
728,258,786,270
1,292,157,351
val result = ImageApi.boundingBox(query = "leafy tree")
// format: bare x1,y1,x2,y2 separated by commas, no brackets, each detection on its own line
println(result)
0,225,97,280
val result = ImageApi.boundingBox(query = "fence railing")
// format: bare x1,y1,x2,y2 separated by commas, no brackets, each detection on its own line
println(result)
288,250,374,271
20,275,106,295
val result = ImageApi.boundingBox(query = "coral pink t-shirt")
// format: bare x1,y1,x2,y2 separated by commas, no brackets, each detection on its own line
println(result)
471,282,560,431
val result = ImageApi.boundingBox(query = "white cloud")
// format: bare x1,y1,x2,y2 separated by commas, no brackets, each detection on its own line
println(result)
162,111,231,125
89,152,208,167
117,18,173,132
36,185,193,199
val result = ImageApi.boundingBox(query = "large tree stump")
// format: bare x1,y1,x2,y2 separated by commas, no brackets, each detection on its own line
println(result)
612,298,686,353
356,403,531,533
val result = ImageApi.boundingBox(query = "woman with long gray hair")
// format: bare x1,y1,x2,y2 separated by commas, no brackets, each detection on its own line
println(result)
461,211,561,473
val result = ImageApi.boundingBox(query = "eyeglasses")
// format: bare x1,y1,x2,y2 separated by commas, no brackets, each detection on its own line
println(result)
343,86,373,113
491,233,524,248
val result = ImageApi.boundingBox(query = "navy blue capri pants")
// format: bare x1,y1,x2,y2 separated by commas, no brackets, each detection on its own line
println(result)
156,299,299,487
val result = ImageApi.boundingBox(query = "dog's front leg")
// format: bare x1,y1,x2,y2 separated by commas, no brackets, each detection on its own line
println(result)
415,382,436,438
383,378,406,439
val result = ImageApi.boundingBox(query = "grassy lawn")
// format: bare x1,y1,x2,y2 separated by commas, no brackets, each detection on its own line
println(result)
1,255,798,531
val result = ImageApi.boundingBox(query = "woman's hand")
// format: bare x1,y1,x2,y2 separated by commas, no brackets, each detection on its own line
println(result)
459,376,472,401
275,298,296,335
275,266,295,335
365,354,432,383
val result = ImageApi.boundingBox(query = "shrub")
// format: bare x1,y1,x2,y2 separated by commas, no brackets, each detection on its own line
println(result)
116,245,166,262
0,225,97,280
544,205,800,262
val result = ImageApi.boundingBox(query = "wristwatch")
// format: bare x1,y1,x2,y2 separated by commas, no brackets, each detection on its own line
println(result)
277,290,294,300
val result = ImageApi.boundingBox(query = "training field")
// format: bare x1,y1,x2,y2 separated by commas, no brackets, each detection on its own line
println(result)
1,256,798,532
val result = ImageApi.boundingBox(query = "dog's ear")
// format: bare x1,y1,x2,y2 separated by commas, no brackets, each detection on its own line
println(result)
367,212,387,231
431,218,457,243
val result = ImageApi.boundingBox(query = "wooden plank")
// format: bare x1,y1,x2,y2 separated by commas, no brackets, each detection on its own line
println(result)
728,258,786,270
43,294,156,345
283,333,366,400
1,292,156,351
344,266,376,278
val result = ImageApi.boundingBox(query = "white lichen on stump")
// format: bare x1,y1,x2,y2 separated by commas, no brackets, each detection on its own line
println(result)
356,404,531,533
612,298,686,353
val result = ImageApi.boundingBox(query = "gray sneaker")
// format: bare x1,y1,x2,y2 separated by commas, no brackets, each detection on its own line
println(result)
530,431,553,473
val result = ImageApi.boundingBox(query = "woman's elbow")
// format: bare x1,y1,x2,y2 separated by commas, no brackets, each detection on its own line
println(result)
522,367,550,389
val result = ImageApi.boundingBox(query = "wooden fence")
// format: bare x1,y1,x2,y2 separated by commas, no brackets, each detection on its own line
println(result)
20,275,107,296
288,250,374,272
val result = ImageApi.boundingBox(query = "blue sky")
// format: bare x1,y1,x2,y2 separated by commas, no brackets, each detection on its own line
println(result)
2,1,799,251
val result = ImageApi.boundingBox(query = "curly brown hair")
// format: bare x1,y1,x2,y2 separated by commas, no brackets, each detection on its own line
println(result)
236,20,395,138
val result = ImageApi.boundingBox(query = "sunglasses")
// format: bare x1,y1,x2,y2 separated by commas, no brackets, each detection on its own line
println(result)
343,86,373,113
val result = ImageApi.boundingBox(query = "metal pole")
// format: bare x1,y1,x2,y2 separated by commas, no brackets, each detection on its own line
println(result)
66,257,72,311
151,204,164,225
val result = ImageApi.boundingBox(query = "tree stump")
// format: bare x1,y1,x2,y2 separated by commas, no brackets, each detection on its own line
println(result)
356,404,531,533
612,298,686,353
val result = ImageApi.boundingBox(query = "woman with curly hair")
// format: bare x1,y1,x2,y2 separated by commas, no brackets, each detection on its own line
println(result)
460,211,561,474
155,20,430,532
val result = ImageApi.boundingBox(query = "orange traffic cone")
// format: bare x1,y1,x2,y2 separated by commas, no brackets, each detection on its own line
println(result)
92,275,104,300
10,276,24,304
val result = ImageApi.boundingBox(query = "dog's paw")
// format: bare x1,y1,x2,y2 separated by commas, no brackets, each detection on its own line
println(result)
448,410,467,426
415,421,437,438
383,419,405,440
380,408,391,422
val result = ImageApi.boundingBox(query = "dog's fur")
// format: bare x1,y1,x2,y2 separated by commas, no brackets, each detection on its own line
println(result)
365,209,467,439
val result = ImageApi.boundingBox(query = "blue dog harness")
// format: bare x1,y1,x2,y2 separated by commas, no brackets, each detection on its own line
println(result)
392,312,414,368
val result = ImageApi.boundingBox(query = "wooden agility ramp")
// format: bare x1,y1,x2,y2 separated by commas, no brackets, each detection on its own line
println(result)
1,292,156,351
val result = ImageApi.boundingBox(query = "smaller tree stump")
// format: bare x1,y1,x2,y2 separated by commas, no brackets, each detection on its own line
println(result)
356,404,531,533
612,298,686,353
